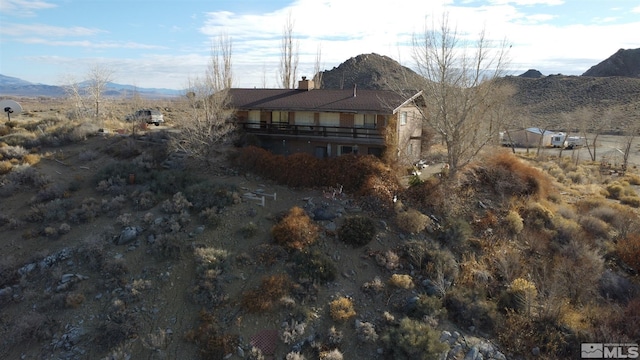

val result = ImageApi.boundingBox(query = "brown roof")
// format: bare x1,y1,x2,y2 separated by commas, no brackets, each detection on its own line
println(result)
228,88,420,114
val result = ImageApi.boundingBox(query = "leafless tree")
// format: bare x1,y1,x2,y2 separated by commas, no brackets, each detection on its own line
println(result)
313,44,324,89
279,11,299,89
411,13,511,177
576,107,610,162
61,74,88,120
172,33,236,164
85,63,115,120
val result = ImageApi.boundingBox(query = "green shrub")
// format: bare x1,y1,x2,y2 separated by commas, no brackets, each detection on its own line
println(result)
290,249,336,284
271,207,319,250
408,294,447,320
437,217,472,251
183,180,237,211
337,216,376,247
444,288,499,334
382,317,448,360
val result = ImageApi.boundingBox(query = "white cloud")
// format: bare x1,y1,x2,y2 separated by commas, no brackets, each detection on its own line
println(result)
0,0,56,17
632,6,640,13
21,38,166,50
0,23,104,37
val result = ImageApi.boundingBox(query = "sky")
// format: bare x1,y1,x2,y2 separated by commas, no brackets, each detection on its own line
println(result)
0,0,639,90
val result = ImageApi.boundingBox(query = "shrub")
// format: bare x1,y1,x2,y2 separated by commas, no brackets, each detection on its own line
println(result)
382,317,448,360
396,208,432,234
355,320,378,343
0,160,12,174
437,217,472,251
617,234,640,273
620,195,640,208
22,153,40,165
476,151,552,200
239,221,258,239
444,288,499,334
329,296,356,322
271,207,319,250
183,180,237,211
185,310,239,360
290,249,337,284
337,216,376,247
504,210,524,235
241,274,292,313
408,294,447,320
521,201,554,229
498,310,576,358
65,292,85,308
389,274,415,289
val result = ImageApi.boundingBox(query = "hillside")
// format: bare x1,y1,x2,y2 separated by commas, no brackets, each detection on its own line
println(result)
583,48,640,78
318,53,424,91
499,75,640,128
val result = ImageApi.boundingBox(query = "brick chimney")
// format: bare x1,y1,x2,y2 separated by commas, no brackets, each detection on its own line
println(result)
297,76,315,91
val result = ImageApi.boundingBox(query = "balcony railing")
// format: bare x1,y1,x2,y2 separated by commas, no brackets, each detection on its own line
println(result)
238,122,384,140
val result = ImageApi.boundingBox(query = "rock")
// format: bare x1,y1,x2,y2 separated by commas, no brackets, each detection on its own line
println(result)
464,346,479,360
532,347,540,356
440,330,452,343
313,207,337,221
117,226,141,245
0,286,13,299
189,225,205,237
477,342,495,356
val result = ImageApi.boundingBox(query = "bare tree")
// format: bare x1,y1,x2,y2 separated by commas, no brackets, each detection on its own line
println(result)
278,11,299,89
575,107,609,162
173,34,236,164
313,44,324,89
85,63,115,120
61,74,88,120
411,13,511,177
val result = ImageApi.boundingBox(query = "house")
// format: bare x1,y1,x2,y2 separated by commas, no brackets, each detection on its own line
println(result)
501,128,565,148
228,77,423,164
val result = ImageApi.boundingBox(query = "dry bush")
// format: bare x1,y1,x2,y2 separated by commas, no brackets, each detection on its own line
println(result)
185,310,239,360
389,274,415,289
0,160,12,175
553,239,604,305
395,208,432,234
65,292,85,308
504,209,524,235
498,310,577,358
329,296,356,322
521,201,554,230
241,274,292,313
271,207,319,250
355,320,379,343
22,153,40,165
474,151,553,200
620,195,640,208
617,234,640,273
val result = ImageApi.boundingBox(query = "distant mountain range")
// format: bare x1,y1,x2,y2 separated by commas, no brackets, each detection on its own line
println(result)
0,74,182,98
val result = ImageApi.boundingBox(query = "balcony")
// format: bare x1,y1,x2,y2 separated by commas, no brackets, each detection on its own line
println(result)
238,122,385,143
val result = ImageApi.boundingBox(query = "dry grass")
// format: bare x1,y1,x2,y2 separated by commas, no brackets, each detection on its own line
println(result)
271,207,319,250
329,296,356,322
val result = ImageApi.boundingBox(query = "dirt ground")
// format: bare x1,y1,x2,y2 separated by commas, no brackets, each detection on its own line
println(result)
0,132,421,359
2,104,639,359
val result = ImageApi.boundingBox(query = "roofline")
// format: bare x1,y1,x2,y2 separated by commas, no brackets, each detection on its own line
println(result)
392,90,423,114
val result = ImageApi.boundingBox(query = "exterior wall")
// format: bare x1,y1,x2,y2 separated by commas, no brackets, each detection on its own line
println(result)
235,109,413,162
395,104,423,164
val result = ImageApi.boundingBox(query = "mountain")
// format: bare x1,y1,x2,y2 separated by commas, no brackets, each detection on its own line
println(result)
0,74,182,98
582,48,640,78
318,53,424,91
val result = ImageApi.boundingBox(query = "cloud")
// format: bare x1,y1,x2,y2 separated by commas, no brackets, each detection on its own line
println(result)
632,6,640,13
0,23,104,37
0,0,56,17
20,38,166,50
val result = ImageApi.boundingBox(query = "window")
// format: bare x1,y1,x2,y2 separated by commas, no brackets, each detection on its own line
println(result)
339,145,353,156
272,111,289,124
399,112,407,125
355,114,376,128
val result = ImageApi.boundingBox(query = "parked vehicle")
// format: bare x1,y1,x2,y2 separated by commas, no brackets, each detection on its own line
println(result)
564,136,586,149
125,109,164,126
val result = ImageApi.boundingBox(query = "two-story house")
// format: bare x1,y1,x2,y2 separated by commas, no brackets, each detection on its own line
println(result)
228,77,423,164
